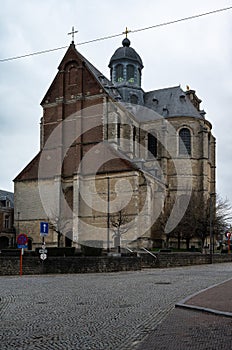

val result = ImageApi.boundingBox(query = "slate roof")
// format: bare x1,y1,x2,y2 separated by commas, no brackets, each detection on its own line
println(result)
0,189,14,207
82,48,203,121
144,86,204,119
109,38,143,67
83,57,122,100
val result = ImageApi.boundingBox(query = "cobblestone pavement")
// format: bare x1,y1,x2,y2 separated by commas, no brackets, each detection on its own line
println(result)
135,308,232,350
0,263,231,350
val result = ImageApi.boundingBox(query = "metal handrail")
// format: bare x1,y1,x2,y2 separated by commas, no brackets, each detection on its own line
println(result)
141,247,157,259
124,246,133,253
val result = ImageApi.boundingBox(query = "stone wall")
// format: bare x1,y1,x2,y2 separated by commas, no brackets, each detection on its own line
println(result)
0,256,141,276
1,253,231,276
140,252,232,268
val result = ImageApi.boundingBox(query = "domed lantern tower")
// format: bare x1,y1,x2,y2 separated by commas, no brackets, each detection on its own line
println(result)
109,35,144,105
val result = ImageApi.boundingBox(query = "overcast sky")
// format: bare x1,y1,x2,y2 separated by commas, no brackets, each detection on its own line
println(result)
1,0,232,204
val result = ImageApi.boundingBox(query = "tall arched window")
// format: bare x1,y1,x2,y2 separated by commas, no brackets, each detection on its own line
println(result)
127,65,135,83
179,128,191,155
133,126,136,154
148,133,157,158
115,64,124,82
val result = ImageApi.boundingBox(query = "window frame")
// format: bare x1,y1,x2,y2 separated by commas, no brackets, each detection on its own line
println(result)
126,64,135,83
115,64,124,83
147,132,158,158
178,127,192,156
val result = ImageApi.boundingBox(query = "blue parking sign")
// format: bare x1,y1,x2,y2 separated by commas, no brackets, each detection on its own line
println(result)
40,222,49,236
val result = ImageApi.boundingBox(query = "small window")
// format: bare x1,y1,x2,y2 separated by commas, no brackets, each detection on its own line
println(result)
179,128,191,155
127,65,135,83
148,133,157,158
4,215,10,229
116,64,124,82
130,94,138,104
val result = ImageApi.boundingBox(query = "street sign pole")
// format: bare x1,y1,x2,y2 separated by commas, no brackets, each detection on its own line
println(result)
39,222,48,269
17,234,28,276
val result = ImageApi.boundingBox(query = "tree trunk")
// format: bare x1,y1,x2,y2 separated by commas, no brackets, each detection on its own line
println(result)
177,233,181,250
186,238,190,250
57,231,61,247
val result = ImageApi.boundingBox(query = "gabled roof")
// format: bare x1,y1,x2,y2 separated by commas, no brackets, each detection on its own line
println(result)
81,142,139,175
41,43,121,105
144,86,204,119
14,153,41,182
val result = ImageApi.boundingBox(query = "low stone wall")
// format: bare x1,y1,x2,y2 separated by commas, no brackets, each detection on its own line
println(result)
1,253,231,276
140,252,232,268
0,256,141,276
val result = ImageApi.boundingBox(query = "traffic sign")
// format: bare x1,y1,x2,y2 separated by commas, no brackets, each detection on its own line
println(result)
17,234,28,248
18,244,28,249
40,253,47,260
40,222,49,236
39,249,47,254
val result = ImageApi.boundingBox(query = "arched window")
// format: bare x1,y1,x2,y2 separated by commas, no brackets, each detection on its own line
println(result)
138,68,141,86
68,66,78,85
127,65,135,83
148,133,157,158
130,94,138,104
115,64,124,82
179,128,191,155
133,126,136,154
4,215,10,229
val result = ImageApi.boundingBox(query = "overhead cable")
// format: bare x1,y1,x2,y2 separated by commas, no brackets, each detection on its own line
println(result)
0,6,232,62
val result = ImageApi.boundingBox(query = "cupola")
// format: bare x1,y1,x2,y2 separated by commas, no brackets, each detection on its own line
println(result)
108,36,144,105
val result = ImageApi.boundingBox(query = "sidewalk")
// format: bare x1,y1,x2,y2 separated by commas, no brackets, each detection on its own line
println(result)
135,278,232,350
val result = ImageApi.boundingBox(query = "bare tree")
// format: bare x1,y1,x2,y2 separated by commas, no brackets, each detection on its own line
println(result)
167,192,232,250
214,196,232,238
110,209,132,253
49,215,72,247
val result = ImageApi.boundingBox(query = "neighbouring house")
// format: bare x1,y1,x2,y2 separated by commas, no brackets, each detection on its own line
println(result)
0,189,15,249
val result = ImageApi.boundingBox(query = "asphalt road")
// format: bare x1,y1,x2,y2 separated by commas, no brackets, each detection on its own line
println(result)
0,263,231,350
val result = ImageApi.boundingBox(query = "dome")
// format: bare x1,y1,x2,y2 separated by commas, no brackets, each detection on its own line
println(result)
109,38,143,68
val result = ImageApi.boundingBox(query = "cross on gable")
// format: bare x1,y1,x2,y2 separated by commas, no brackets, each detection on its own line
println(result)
123,27,131,38
68,26,78,44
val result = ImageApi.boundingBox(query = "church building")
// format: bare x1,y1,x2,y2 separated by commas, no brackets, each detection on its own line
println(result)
14,33,216,250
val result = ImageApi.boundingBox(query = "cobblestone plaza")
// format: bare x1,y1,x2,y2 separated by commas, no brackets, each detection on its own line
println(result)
0,263,231,350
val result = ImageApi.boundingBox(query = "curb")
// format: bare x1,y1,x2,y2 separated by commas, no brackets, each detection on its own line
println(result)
175,277,232,318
